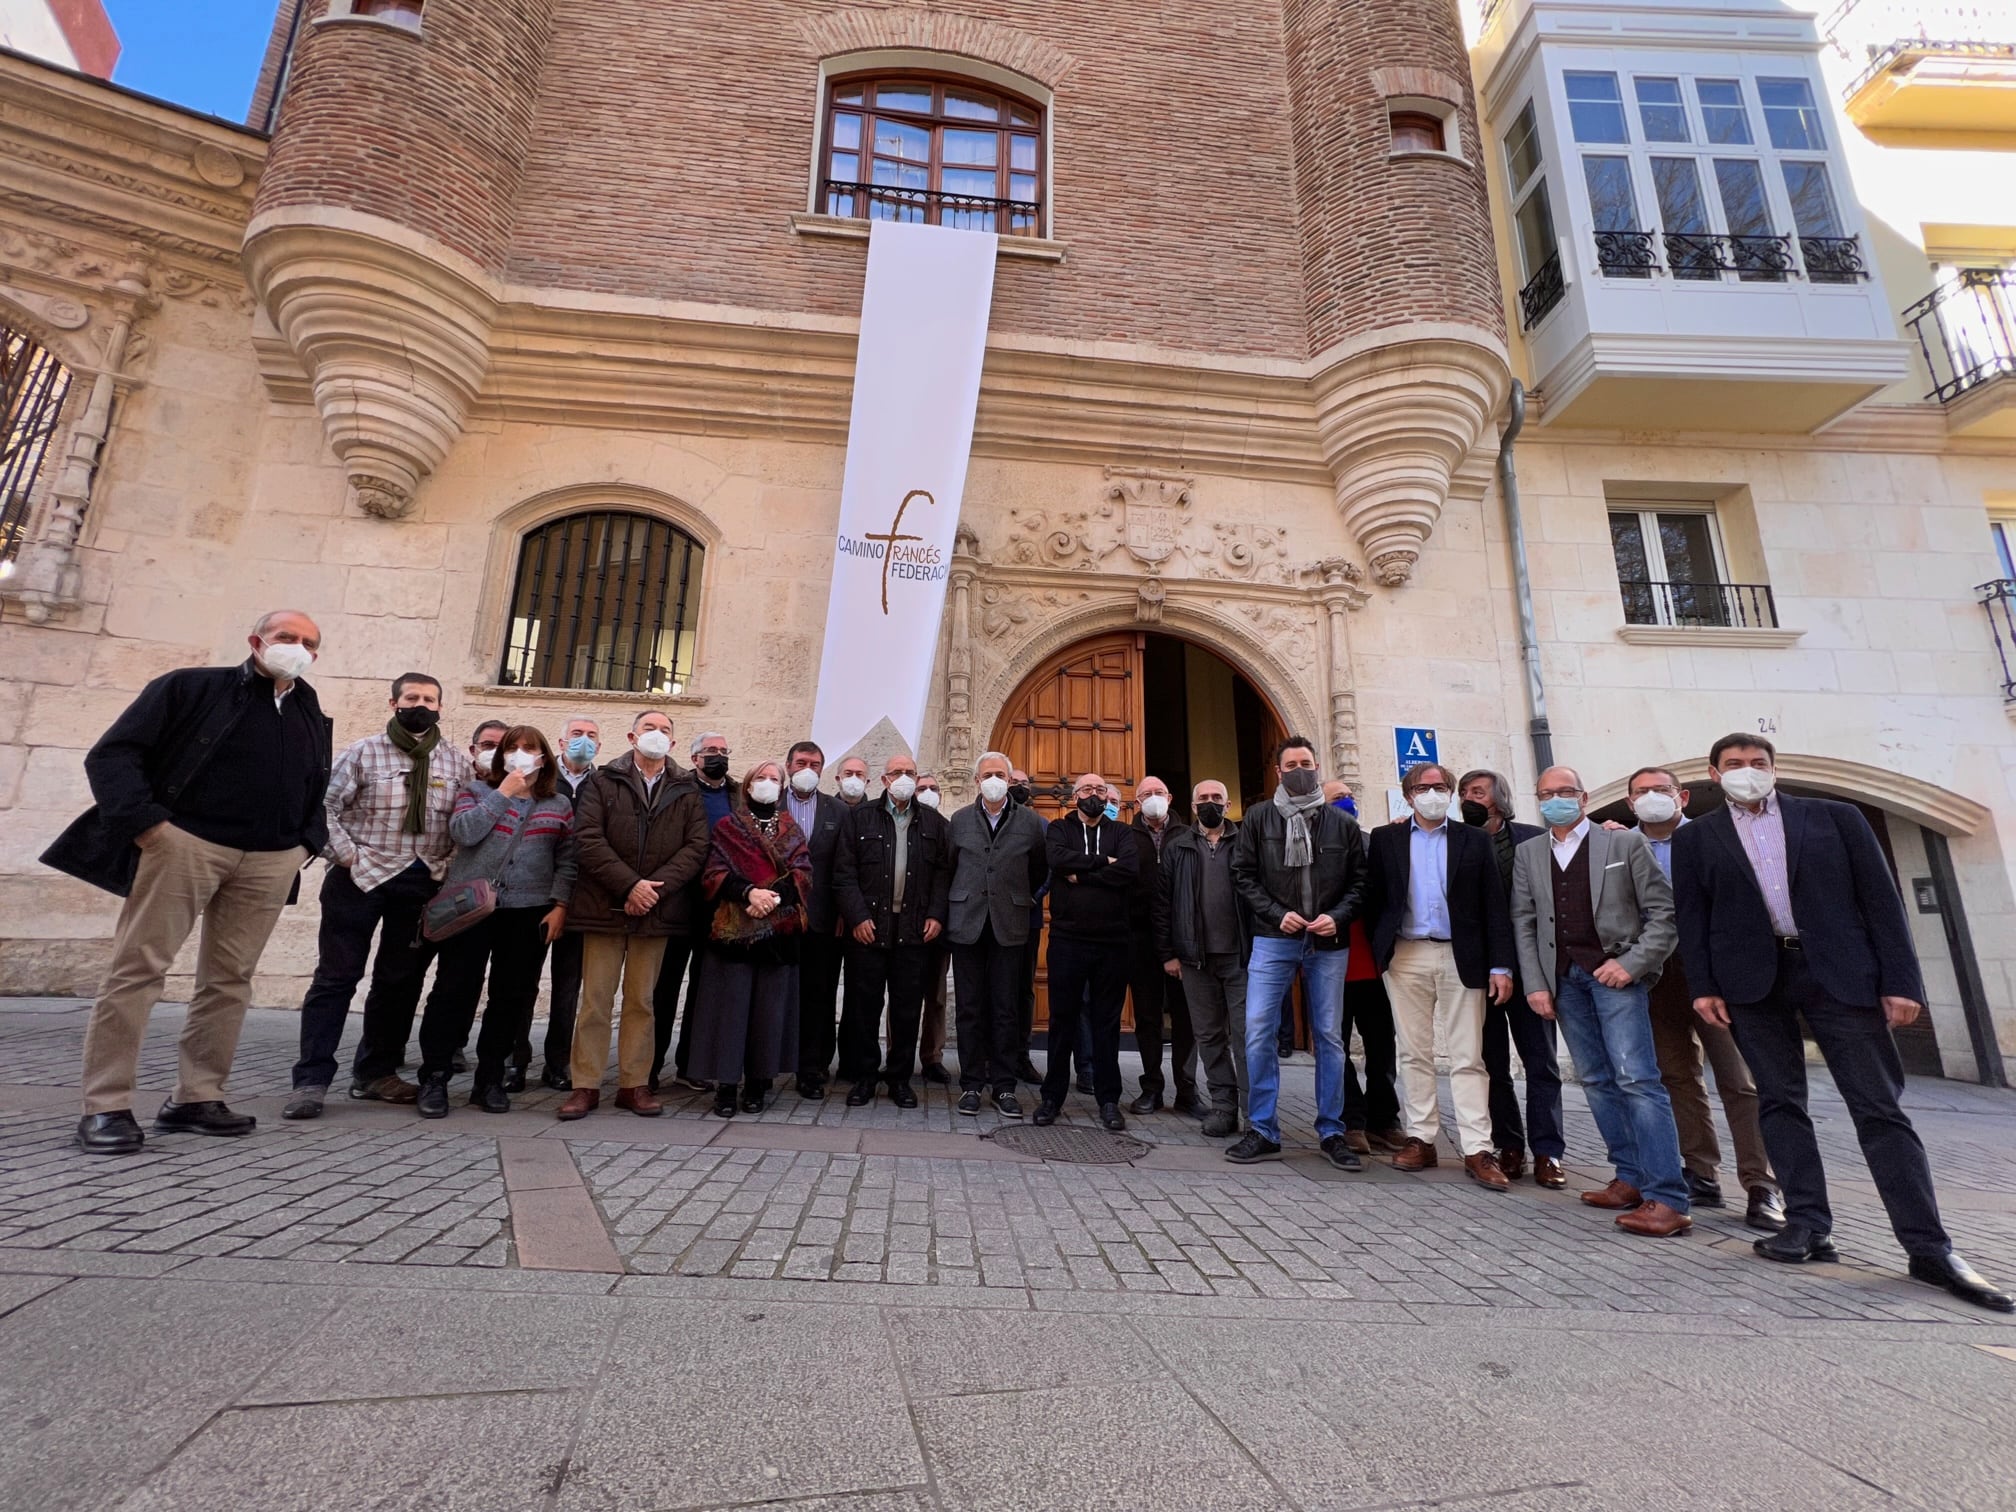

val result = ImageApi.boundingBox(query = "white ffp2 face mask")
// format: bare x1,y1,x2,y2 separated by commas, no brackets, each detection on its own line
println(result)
888,775,917,803
1719,767,1775,804
260,641,314,680
1412,790,1453,822
635,730,673,760
789,767,820,795
978,775,1009,804
1139,794,1169,821
748,778,781,805
503,750,543,776
1631,791,1680,825
839,775,867,800
916,788,941,810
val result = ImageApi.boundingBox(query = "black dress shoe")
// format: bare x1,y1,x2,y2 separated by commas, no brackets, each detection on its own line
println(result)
920,1063,950,1085
76,1110,144,1155
1754,1225,1838,1265
993,1089,1023,1120
1908,1252,2016,1313
1099,1102,1126,1131
1032,1100,1060,1126
796,1075,827,1100
1745,1185,1787,1232
1128,1089,1163,1115
1685,1170,1725,1208
890,1081,919,1110
845,1080,876,1107
470,1081,510,1114
416,1072,451,1120
541,1065,572,1092
1320,1134,1363,1171
740,1084,765,1114
956,1090,982,1116
501,1064,527,1094
154,1099,256,1137
1075,1075,1094,1095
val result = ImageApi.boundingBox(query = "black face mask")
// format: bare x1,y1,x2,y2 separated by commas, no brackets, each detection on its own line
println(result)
1008,784,1031,807
699,754,730,781
393,706,440,735
1195,801,1226,830
1460,800,1492,828
1076,794,1107,821
1282,766,1319,798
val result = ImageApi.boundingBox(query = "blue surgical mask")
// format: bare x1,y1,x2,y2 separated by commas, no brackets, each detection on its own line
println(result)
1539,797,1584,827
565,735,597,764
1103,802,1120,822
1332,795,1357,815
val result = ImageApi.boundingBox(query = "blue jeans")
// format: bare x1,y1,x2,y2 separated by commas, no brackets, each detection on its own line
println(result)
1552,965,1688,1212
1244,934,1349,1144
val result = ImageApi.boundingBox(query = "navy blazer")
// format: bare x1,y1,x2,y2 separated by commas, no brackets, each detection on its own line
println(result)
1670,795,1924,1009
1361,818,1514,989
795,791,849,934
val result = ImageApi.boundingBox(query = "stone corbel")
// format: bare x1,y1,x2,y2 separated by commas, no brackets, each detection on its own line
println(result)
1311,332,1509,586
243,213,498,519
1311,556,1370,789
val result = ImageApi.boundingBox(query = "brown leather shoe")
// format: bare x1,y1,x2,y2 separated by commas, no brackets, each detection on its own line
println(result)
556,1088,599,1121
1615,1200,1693,1237
1496,1147,1527,1182
1581,1178,1643,1210
1345,1130,1371,1154
614,1085,663,1117
1464,1152,1511,1191
1533,1156,1566,1189
348,1073,419,1105
1368,1127,1410,1154
1391,1137,1439,1171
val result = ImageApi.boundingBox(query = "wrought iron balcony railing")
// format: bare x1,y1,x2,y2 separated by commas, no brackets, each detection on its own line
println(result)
1520,251,1565,330
1594,230,1659,278
1820,0,2016,98
1619,578,1780,631
1800,235,1871,285
1904,268,2016,404
1983,579,2016,704
820,180,1042,237
1729,233,1796,282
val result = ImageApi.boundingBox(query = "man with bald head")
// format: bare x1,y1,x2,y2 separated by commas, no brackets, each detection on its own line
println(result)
1037,771,1141,1129
48,610,333,1154
1512,765,1689,1237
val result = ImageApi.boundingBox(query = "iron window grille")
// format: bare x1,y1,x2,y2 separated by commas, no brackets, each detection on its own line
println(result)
1520,252,1566,329
1,323,74,567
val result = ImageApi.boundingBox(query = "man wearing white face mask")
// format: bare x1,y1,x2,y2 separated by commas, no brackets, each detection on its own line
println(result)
1672,734,2012,1311
947,752,1048,1116
51,610,332,1154
783,739,849,1098
1127,776,1196,1114
914,772,954,1085
528,715,601,1090
835,756,871,808
833,753,951,1107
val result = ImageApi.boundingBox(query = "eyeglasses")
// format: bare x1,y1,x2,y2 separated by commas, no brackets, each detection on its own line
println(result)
1536,788,1583,800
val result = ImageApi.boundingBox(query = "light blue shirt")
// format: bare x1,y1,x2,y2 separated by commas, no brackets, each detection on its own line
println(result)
1402,818,1451,939
1730,793,1798,938
1643,815,1686,880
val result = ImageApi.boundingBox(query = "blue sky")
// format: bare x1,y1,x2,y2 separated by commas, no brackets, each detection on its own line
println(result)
104,0,279,123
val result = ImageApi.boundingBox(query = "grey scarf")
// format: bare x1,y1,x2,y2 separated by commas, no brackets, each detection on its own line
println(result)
1272,783,1328,869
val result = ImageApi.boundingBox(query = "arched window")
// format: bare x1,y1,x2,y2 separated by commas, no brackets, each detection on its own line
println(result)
820,74,1044,237
1,320,74,568
500,510,704,694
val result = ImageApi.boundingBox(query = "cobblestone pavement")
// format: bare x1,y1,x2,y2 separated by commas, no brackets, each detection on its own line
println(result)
3,998,2015,1510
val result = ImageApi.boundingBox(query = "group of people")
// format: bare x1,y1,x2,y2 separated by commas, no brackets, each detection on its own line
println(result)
41,609,2013,1313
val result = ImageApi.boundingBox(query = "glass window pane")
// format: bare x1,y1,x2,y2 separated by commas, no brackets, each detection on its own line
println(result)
1714,158,1772,236
1582,155,1639,231
942,128,998,167
829,151,859,181
872,157,929,190
1010,134,1038,172
1994,521,2015,579
1609,513,1657,625
1696,79,1752,144
832,112,860,150
942,166,999,198
1635,77,1688,142
1657,512,1718,584
1515,184,1556,275
1009,173,1038,202
833,83,865,105
943,88,998,122
1782,161,1841,237
872,118,930,161
1506,101,1544,186
1652,157,1708,232
874,83,933,114
1565,72,1629,144
1759,77,1824,149
1009,105,1037,127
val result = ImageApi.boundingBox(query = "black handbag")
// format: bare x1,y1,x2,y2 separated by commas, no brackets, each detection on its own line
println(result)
421,799,533,943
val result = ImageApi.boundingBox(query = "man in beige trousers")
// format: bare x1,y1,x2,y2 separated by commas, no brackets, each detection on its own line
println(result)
41,610,332,1154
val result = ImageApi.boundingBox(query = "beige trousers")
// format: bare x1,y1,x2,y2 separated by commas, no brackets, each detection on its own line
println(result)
1383,938,1493,1156
572,933,667,1090
80,825,307,1115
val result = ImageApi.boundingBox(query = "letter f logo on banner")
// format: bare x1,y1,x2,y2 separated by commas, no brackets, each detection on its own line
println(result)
811,221,998,759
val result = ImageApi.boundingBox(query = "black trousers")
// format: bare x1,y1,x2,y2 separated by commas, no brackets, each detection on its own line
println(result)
1482,988,1566,1159
292,861,437,1090
1727,947,1949,1258
1130,945,1195,1096
1340,974,1401,1133
537,929,584,1073
1042,934,1126,1106
840,939,930,1085
794,930,846,1082
650,936,707,1084
419,907,550,1081
1017,918,1042,1057
953,923,1024,1094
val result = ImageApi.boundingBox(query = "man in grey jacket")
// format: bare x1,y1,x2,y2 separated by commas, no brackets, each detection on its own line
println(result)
946,751,1049,1117
1512,765,1689,1238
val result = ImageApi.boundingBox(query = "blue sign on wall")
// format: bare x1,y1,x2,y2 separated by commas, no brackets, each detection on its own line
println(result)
1394,726,1438,778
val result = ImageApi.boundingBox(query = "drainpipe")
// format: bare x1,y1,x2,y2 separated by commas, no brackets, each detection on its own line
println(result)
1498,380,1553,776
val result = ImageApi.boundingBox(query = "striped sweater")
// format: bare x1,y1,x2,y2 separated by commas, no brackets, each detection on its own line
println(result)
444,781,577,909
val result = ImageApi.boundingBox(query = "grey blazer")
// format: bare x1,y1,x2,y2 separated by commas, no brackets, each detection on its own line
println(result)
1511,823,1677,996
946,800,1050,947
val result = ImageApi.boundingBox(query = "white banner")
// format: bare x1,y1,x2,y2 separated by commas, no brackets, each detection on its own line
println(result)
810,219,999,760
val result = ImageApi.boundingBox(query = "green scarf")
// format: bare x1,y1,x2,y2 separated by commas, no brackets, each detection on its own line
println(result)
384,716,441,835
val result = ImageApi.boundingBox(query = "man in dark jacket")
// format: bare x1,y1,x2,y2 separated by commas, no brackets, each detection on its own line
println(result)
45,611,331,1155
1364,762,1517,1190
833,753,951,1108
1127,776,1195,1114
557,710,709,1121
1459,767,1565,1188
1036,771,1140,1130
1229,736,1368,1168
783,739,849,1099
947,752,1048,1117
1155,778,1251,1138
1672,733,2011,1311
530,713,600,1090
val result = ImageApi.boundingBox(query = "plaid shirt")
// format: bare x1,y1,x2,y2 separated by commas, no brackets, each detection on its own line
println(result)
323,734,470,891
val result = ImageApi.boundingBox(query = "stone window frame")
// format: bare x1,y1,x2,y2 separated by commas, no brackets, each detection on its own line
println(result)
1368,67,1472,167
315,0,424,39
1604,482,1802,648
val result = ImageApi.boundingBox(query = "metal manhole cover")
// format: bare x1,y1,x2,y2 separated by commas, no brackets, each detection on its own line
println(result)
985,1125,1151,1164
